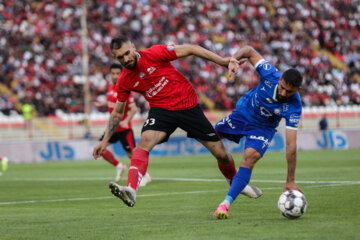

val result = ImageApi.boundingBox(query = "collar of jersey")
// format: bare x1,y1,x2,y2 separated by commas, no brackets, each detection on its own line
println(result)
273,84,278,102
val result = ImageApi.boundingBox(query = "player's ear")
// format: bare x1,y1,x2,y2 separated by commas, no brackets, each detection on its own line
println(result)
294,84,302,91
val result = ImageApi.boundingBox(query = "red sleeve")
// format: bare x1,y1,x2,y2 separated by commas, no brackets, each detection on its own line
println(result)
115,76,130,102
127,92,135,105
146,44,178,62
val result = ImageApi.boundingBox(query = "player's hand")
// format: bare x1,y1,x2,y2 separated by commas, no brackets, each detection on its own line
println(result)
228,57,247,76
119,120,129,128
283,181,303,193
228,57,239,76
93,142,107,159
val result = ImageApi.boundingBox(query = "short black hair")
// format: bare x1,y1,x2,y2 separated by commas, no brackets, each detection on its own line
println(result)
282,68,302,87
110,63,123,71
110,36,130,50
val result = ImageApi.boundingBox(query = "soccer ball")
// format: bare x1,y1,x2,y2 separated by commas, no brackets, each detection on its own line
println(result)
277,190,307,219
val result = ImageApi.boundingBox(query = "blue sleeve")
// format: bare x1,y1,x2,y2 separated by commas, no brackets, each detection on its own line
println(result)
284,96,302,129
285,112,301,129
255,61,282,82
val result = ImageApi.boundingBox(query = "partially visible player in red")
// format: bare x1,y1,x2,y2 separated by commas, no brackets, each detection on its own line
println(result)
93,37,261,207
96,63,151,185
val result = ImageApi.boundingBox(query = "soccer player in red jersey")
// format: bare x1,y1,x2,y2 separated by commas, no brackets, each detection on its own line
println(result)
93,37,261,207
96,63,151,185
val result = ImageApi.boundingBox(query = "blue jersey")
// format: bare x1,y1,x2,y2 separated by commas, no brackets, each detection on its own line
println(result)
232,60,302,130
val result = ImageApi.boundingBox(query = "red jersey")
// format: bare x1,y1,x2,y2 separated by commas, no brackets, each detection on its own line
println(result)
115,45,198,111
107,83,135,132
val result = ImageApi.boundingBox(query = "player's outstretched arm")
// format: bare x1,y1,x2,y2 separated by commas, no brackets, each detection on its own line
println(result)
232,45,264,67
93,101,125,159
283,128,302,192
173,45,229,67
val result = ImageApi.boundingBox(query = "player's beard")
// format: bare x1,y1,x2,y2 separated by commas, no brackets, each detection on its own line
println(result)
124,55,138,69
276,92,289,103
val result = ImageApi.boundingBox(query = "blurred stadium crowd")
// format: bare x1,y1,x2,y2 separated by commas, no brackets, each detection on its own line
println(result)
0,0,359,116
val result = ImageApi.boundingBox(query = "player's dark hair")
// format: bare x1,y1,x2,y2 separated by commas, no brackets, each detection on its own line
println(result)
110,36,130,50
110,63,123,71
282,68,302,87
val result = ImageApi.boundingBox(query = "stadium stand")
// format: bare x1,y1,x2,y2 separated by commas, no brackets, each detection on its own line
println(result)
0,0,359,117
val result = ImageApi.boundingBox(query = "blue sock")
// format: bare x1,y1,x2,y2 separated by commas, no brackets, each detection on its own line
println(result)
225,195,234,204
226,167,252,203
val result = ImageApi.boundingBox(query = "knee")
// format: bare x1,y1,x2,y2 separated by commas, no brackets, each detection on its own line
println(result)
213,148,230,164
241,152,261,169
210,142,231,164
216,153,229,163
137,135,155,151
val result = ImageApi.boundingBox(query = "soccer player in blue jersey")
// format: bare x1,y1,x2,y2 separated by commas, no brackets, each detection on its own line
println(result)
214,45,303,219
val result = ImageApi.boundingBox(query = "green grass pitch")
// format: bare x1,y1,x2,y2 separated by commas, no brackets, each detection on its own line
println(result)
0,149,359,240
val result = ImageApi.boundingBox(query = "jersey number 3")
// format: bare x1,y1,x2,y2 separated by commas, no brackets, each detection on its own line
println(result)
144,118,155,127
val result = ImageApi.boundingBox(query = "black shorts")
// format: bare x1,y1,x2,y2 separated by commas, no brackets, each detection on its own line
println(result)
141,105,220,143
99,129,136,153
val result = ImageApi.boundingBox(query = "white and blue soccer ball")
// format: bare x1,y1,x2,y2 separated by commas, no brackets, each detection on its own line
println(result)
278,190,307,219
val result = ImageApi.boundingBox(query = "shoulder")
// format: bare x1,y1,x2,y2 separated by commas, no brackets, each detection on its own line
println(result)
141,44,177,61
292,92,302,105
283,94,302,128
255,60,274,71
142,45,165,54
139,45,164,60
289,93,302,113
256,60,281,79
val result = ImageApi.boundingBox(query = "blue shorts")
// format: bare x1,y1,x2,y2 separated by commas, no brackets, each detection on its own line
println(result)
215,115,276,156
